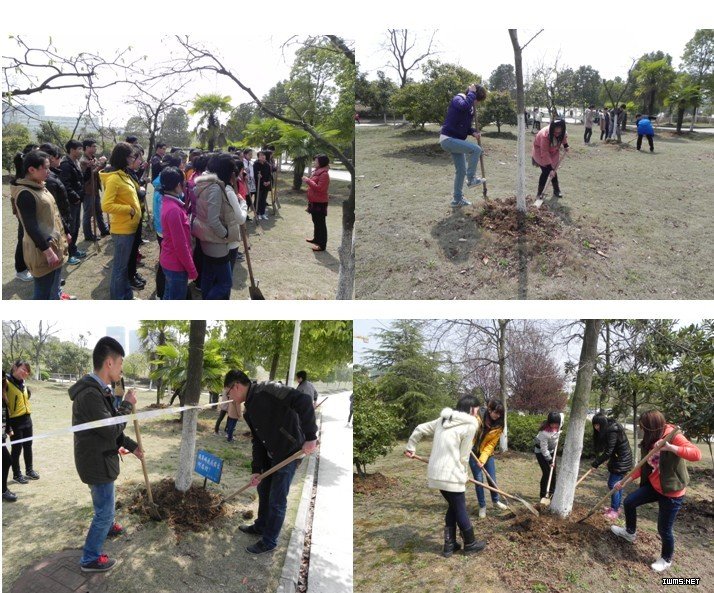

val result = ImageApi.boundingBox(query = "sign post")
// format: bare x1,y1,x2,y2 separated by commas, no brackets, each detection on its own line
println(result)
195,449,224,489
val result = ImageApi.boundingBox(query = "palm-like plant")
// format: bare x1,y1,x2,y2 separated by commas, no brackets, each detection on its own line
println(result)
633,59,676,116
189,94,233,151
665,76,701,133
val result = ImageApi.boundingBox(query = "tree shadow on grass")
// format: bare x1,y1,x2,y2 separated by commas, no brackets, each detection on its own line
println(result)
387,142,446,166
431,209,483,264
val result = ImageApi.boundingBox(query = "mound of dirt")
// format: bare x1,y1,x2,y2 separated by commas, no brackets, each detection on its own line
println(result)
354,473,398,495
127,478,228,533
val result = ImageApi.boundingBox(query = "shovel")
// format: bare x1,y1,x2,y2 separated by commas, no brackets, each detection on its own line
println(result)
540,413,564,506
469,452,539,516
576,467,596,488
578,428,680,523
240,223,265,300
411,454,538,517
217,449,306,507
535,149,568,209
132,403,162,521
474,111,488,198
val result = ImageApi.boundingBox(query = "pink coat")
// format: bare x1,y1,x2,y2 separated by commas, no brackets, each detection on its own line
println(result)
305,167,330,203
159,194,198,279
531,126,567,168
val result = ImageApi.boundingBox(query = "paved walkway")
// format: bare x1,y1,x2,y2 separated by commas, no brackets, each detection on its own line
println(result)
9,549,108,593
308,390,352,593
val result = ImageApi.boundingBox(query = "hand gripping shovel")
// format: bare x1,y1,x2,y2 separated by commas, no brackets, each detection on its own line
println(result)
469,452,539,516
411,454,538,517
540,413,564,506
240,223,265,300
132,404,162,521
578,428,680,524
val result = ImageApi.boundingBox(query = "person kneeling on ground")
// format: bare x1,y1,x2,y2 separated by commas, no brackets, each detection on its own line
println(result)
226,370,318,554
70,337,143,573
405,395,487,557
610,410,701,573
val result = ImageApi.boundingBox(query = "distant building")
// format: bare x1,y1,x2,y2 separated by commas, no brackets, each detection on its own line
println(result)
2,101,116,137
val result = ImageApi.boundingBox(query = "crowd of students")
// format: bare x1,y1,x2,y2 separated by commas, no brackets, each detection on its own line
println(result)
9,137,332,300
404,400,701,573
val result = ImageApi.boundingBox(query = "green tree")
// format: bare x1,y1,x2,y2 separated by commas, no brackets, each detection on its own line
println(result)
189,93,232,151
665,74,702,132
123,116,150,147
681,30,714,129
632,57,677,115
572,65,601,108
478,90,517,133
160,107,192,147
225,103,257,143
488,64,516,98
2,123,31,174
138,321,188,404
369,71,398,123
35,121,72,148
353,374,403,478
122,351,150,380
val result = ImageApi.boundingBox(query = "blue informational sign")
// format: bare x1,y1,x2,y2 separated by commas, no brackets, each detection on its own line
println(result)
194,449,224,484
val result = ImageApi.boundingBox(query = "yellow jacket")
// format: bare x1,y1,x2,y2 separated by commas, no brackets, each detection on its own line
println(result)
99,169,141,234
6,378,31,418
473,422,503,464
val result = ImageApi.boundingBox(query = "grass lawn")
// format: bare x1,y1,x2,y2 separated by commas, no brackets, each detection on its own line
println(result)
354,440,714,593
355,123,714,300
2,176,348,300
1,380,309,593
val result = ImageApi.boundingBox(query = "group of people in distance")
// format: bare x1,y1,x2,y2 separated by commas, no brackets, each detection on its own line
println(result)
405,397,701,573
439,84,658,207
1,336,320,572
9,136,332,300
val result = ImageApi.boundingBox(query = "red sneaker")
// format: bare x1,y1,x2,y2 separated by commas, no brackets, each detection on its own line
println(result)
60,292,78,300
80,554,116,572
107,522,124,538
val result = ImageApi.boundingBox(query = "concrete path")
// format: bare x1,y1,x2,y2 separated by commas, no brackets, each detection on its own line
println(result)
308,390,353,593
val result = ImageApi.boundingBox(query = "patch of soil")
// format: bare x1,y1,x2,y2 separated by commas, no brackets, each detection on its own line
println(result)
127,478,228,533
146,403,170,409
354,473,398,495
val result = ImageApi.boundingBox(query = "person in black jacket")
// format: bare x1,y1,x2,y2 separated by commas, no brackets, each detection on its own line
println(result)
225,370,318,555
591,413,633,520
252,151,273,220
69,337,142,573
60,140,86,259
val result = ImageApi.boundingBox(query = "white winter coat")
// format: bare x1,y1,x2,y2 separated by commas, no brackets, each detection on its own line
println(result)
406,408,479,493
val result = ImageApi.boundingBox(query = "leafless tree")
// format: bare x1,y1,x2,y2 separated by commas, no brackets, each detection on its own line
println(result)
2,321,30,367
384,30,439,88
18,321,59,380
127,84,186,158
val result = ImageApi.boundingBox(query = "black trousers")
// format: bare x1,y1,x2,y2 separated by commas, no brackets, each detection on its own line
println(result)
537,165,561,196
440,490,472,531
637,134,654,151
257,186,271,216
215,410,227,433
15,221,27,273
584,127,593,143
2,439,12,492
9,419,34,477
128,223,142,280
536,452,556,499
311,212,327,249
155,235,165,299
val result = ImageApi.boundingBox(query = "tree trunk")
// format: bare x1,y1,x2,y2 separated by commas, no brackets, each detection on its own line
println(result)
509,30,527,212
292,155,307,190
550,319,602,518
175,320,206,492
287,321,302,387
498,319,509,451
676,108,685,133
336,173,356,299
601,323,611,411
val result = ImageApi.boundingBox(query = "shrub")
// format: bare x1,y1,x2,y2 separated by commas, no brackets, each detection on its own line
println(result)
504,412,595,458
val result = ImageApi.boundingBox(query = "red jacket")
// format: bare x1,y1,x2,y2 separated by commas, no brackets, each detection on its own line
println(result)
305,167,330,203
532,126,568,168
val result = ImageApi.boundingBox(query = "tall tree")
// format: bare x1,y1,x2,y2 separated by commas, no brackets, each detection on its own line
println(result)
681,29,714,131
160,107,192,147
666,74,702,133
488,64,517,97
138,321,188,404
189,93,232,151
632,57,676,116
175,320,206,492
224,103,257,143
384,29,438,88
550,320,602,518
128,85,185,157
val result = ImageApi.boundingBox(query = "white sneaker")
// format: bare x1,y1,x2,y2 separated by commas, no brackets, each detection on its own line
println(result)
495,501,508,510
651,557,672,572
610,525,636,543
16,270,33,282
478,507,486,518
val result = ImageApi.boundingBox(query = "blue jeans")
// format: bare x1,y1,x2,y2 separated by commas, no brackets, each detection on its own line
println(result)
608,472,625,510
254,458,299,549
162,268,188,300
440,490,472,532
201,254,232,300
80,481,115,565
469,455,500,508
110,233,135,300
225,417,238,441
33,268,62,300
83,193,109,239
439,136,482,200
623,481,684,562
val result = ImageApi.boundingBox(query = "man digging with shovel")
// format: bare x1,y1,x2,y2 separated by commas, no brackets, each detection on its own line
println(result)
69,336,143,573
225,370,318,555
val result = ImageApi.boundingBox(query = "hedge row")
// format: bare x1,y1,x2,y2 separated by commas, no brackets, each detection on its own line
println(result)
503,413,596,459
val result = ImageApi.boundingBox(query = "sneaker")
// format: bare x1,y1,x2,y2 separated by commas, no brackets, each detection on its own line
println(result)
553,191,564,198
495,501,508,510
604,509,620,521
466,177,484,187
610,525,636,543
235,252,245,262
239,524,263,536
16,270,33,282
478,507,487,519
651,557,672,572
60,293,78,300
246,540,275,555
76,250,88,259
25,469,40,480
2,490,17,502
107,522,124,538
14,475,29,485
67,255,81,265
134,273,146,283
80,554,116,573
450,198,472,207
130,278,146,290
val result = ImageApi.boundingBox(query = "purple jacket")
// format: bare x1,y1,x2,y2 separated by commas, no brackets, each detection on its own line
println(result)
440,90,477,140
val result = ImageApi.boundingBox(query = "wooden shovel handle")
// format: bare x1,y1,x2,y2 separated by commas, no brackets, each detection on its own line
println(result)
132,404,155,505
576,467,595,487
240,224,257,289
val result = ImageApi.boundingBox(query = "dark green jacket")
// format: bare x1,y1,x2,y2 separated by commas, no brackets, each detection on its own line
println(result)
69,375,137,485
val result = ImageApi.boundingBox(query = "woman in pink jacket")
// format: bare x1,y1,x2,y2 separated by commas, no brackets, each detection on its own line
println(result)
159,167,198,300
302,154,330,252
531,119,569,200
